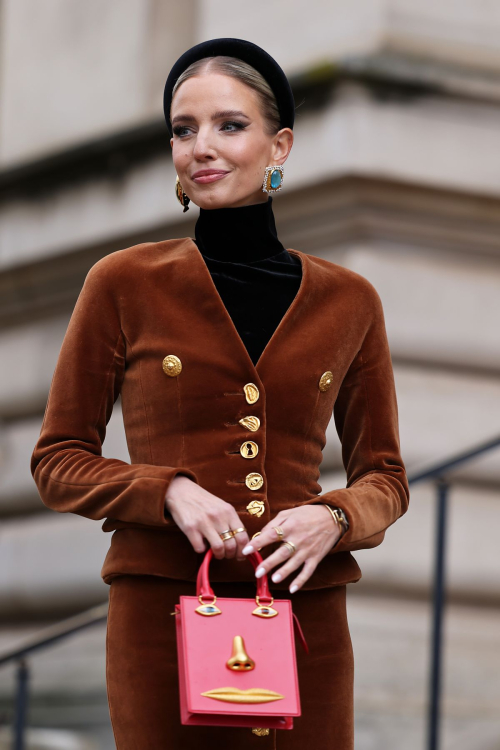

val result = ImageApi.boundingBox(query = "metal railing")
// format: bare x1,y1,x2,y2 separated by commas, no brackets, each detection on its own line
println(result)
0,434,499,750
407,434,500,750
0,604,108,750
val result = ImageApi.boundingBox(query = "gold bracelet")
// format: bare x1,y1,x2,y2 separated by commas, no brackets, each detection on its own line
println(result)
322,504,348,537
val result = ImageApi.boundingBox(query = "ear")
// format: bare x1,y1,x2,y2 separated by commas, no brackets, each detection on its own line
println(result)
170,137,174,150
271,128,293,165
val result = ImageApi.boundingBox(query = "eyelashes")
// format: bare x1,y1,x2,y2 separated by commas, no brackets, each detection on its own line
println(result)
173,121,247,137
221,121,247,132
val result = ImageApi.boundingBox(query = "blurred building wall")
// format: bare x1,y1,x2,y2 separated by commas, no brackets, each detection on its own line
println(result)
0,1,499,748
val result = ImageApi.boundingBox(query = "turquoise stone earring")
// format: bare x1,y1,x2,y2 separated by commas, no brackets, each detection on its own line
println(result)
262,165,284,194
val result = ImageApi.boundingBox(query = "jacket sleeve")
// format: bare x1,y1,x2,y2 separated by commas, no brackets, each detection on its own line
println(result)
30,255,199,529
297,282,410,554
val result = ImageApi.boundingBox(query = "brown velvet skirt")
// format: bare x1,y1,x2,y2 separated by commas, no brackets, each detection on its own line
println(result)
106,575,354,749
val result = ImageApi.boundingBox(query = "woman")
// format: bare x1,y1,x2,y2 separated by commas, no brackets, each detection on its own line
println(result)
30,38,409,748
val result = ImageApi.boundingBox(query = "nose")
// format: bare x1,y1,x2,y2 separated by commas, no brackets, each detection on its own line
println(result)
226,635,255,671
192,125,217,160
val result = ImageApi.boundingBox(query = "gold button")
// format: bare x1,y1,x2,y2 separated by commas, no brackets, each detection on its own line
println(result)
240,440,258,459
246,499,265,517
238,416,260,432
245,472,264,491
162,355,182,377
243,383,259,404
319,371,333,392
252,728,270,736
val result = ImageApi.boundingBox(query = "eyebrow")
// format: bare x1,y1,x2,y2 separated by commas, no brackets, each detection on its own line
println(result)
171,109,251,126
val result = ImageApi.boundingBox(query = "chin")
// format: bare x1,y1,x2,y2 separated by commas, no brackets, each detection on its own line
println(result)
195,188,265,210
195,194,231,210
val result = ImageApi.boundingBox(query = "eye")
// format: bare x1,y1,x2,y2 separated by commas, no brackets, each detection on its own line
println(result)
221,120,246,132
172,125,191,137
172,121,247,138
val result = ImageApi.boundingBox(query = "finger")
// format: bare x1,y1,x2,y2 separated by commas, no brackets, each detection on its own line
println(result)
270,550,310,584
234,532,251,561
228,515,250,560
222,536,238,558
205,512,239,558
184,526,208,555
288,558,318,593
254,542,303,578
242,513,290,554
220,516,242,559
269,549,312,583
217,526,238,558
202,524,229,560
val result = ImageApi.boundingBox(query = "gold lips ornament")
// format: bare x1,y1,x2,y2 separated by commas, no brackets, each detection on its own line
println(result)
200,687,285,704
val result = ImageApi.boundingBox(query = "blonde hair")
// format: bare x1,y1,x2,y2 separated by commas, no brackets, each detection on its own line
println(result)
170,55,281,136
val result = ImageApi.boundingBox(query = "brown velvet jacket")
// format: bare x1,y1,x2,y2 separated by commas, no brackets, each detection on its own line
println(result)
30,238,409,590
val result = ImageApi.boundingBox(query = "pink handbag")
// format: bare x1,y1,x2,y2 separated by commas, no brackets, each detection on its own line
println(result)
174,547,309,730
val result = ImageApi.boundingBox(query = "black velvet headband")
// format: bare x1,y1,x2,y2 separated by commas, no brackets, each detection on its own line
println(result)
163,37,295,137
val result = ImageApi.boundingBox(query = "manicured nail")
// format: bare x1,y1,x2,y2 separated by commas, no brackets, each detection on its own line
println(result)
289,584,298,594
242,545,254,555
255,566,266,578
272,572,281,583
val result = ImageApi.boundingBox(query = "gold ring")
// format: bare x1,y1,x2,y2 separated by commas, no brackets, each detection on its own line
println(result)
273,525,284,540
230,527,246,536
220,530,234,542
281,540,296,556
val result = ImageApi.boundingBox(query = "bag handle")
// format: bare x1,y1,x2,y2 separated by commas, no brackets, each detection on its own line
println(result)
195,548,310,654
196,547,273,603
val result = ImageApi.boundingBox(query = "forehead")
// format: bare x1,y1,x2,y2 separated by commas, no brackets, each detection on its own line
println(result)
171,72,261,115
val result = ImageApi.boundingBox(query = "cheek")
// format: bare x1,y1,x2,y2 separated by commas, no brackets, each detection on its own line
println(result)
224,137,268,170
171,145,190,171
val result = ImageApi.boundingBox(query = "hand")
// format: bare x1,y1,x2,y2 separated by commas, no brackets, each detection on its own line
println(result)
165,476,251,561
241,505,341,593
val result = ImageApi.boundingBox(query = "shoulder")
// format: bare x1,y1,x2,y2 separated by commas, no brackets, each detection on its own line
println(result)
83,238,191,289
298,250,384,314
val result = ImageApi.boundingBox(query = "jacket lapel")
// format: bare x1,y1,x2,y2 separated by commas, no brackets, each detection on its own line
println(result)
183,238,309,382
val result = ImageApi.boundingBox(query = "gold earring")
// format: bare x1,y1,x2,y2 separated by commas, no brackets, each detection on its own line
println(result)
262,165,284,194
175,174,190,212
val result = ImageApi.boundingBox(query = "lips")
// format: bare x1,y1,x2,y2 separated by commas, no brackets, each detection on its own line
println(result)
192,170,229,178
201,687,284,704
191,170,230,184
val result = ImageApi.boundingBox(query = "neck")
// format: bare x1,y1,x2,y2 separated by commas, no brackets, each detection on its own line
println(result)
194,195,286,262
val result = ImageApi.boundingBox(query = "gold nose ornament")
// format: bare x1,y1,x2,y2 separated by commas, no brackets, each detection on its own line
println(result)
202,638,284,705
226,635,255,671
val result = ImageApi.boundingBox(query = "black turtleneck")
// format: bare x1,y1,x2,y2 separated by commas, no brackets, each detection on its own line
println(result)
193,196,302,365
